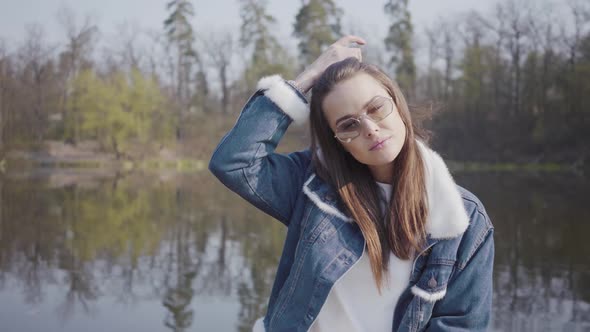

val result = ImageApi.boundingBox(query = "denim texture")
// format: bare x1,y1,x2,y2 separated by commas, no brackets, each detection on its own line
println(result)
209,86,494,332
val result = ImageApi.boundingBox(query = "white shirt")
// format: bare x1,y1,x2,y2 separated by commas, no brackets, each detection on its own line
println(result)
308,182,413,332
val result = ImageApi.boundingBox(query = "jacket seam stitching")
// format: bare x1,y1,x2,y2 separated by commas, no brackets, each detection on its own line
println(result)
209,92,258,164
429,258,456,266
302,246,349,329
241,167,288,224
462,197,494,229
299,204,314,239
458,227,493,271
242,113,290,224
271,239,312,327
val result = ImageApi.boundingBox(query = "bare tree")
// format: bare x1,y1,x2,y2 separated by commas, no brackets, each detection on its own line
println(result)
422,17,456,102
527,0,559,116
19,24,57,142
560,0,590,113
200,30,235,114
144,29,168,80
57,6,98,80
111,22,144,72
56,5,99,144
0,39,7,151
477,0,535,116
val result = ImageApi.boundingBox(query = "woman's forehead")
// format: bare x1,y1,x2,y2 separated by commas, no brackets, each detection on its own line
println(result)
323,73,387,118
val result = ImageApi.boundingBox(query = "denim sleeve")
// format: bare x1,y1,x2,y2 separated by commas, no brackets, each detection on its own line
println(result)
208,79,311,227
426,226,495,331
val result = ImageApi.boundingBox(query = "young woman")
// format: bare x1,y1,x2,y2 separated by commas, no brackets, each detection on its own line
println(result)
209,35,494,332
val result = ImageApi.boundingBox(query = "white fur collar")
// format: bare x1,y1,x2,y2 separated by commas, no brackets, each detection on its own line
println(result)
256,75,469,240
414,140,470,239
305,141,469,240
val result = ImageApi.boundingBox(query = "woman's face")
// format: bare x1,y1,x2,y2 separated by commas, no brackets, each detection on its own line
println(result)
322,73,407,182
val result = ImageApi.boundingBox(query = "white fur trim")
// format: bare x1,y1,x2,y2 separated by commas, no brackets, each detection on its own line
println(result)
309,140,470,239
416,140,470,239
256,75,309,126
252,316,265,332
302,174,353,222
411,285,447,302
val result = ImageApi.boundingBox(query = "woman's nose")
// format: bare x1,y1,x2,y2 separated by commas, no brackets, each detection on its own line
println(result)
360,116,379,137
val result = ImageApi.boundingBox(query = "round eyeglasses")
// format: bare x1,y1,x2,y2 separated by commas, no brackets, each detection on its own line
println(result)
333,96,395,143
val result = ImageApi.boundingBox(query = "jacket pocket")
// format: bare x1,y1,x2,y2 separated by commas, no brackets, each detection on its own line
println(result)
408,263,454,331
411,263,453,302
301,205,338,244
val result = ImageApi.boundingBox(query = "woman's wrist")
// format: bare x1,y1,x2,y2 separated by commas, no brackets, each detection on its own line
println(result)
293,70,317,94
286,80,307,97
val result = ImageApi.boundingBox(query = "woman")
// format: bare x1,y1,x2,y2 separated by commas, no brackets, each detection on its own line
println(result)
209,35,494,332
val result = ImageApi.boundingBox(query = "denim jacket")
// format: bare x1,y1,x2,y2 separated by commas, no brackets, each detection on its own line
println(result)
209,75,495,332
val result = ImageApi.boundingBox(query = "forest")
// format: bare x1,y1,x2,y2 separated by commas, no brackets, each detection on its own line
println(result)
0,0,588,167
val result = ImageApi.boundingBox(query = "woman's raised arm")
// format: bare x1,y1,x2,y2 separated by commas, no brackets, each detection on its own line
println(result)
208,35,365,226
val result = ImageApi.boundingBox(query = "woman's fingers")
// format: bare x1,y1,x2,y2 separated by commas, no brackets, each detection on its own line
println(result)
292,34,366,92
333,35,364,62
334,35,366,47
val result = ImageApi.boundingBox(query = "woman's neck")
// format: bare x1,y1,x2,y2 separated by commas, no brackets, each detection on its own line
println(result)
368,163,394,184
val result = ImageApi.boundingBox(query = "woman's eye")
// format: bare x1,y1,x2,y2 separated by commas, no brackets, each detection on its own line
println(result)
367,107,379,114
341,121,358,131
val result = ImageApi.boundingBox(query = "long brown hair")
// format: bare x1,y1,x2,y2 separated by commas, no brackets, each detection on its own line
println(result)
309,57,430,293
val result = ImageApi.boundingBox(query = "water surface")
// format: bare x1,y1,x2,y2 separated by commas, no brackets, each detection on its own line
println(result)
0,170,588,331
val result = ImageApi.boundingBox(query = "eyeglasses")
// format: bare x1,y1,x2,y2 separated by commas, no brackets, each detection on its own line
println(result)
333,96,395,143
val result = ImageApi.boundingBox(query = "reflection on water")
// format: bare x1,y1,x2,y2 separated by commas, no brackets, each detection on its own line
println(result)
454,173,590,331
0,171,588,331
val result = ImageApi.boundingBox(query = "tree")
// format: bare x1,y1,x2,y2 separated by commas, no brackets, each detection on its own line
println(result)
239,0,294,92
384,0,416,98
163,0,197,112
457,14,490,116
421,18,457,102
479,0,533,116
527,2,558,120
109,22,145,72
18,24,59,142
201,30,234,114
293,0,343,66
57,6,99,145
72,69,168,158
560,0,590,114
0,39,8,150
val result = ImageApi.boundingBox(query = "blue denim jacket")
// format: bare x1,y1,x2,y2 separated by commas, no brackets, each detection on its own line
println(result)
209,76,494,332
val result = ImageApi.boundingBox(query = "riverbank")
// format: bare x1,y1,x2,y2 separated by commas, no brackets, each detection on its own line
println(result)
1,135,586,176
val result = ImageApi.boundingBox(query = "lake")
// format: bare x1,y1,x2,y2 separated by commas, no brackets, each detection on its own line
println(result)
0,170,588,331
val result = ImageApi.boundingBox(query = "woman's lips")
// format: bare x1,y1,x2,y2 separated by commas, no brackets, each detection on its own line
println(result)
369,136,391,151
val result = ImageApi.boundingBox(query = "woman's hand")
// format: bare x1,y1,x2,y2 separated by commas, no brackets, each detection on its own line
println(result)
293,35,366,93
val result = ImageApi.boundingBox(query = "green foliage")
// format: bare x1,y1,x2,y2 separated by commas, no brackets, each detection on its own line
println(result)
459,43,490,114
239,0,295,91
164,0,195,47
384,0,416,96
164,0,200,112
293,0,343,66
67,68,172,158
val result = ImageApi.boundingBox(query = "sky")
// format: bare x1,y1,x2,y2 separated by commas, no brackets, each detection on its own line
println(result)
0,0,497,47
0,0,572,88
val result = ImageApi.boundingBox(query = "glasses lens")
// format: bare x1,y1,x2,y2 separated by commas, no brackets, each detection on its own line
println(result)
336,118,360,134
335,119,360,141
334,97,394,142
367,97,393,122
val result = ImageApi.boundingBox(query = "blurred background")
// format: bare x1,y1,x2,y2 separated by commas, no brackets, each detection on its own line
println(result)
0,0,588,331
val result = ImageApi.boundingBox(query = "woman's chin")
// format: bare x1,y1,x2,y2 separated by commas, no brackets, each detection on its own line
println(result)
361,151,400,167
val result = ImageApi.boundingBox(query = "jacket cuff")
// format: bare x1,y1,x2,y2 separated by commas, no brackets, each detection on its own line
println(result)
257,75,310,126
